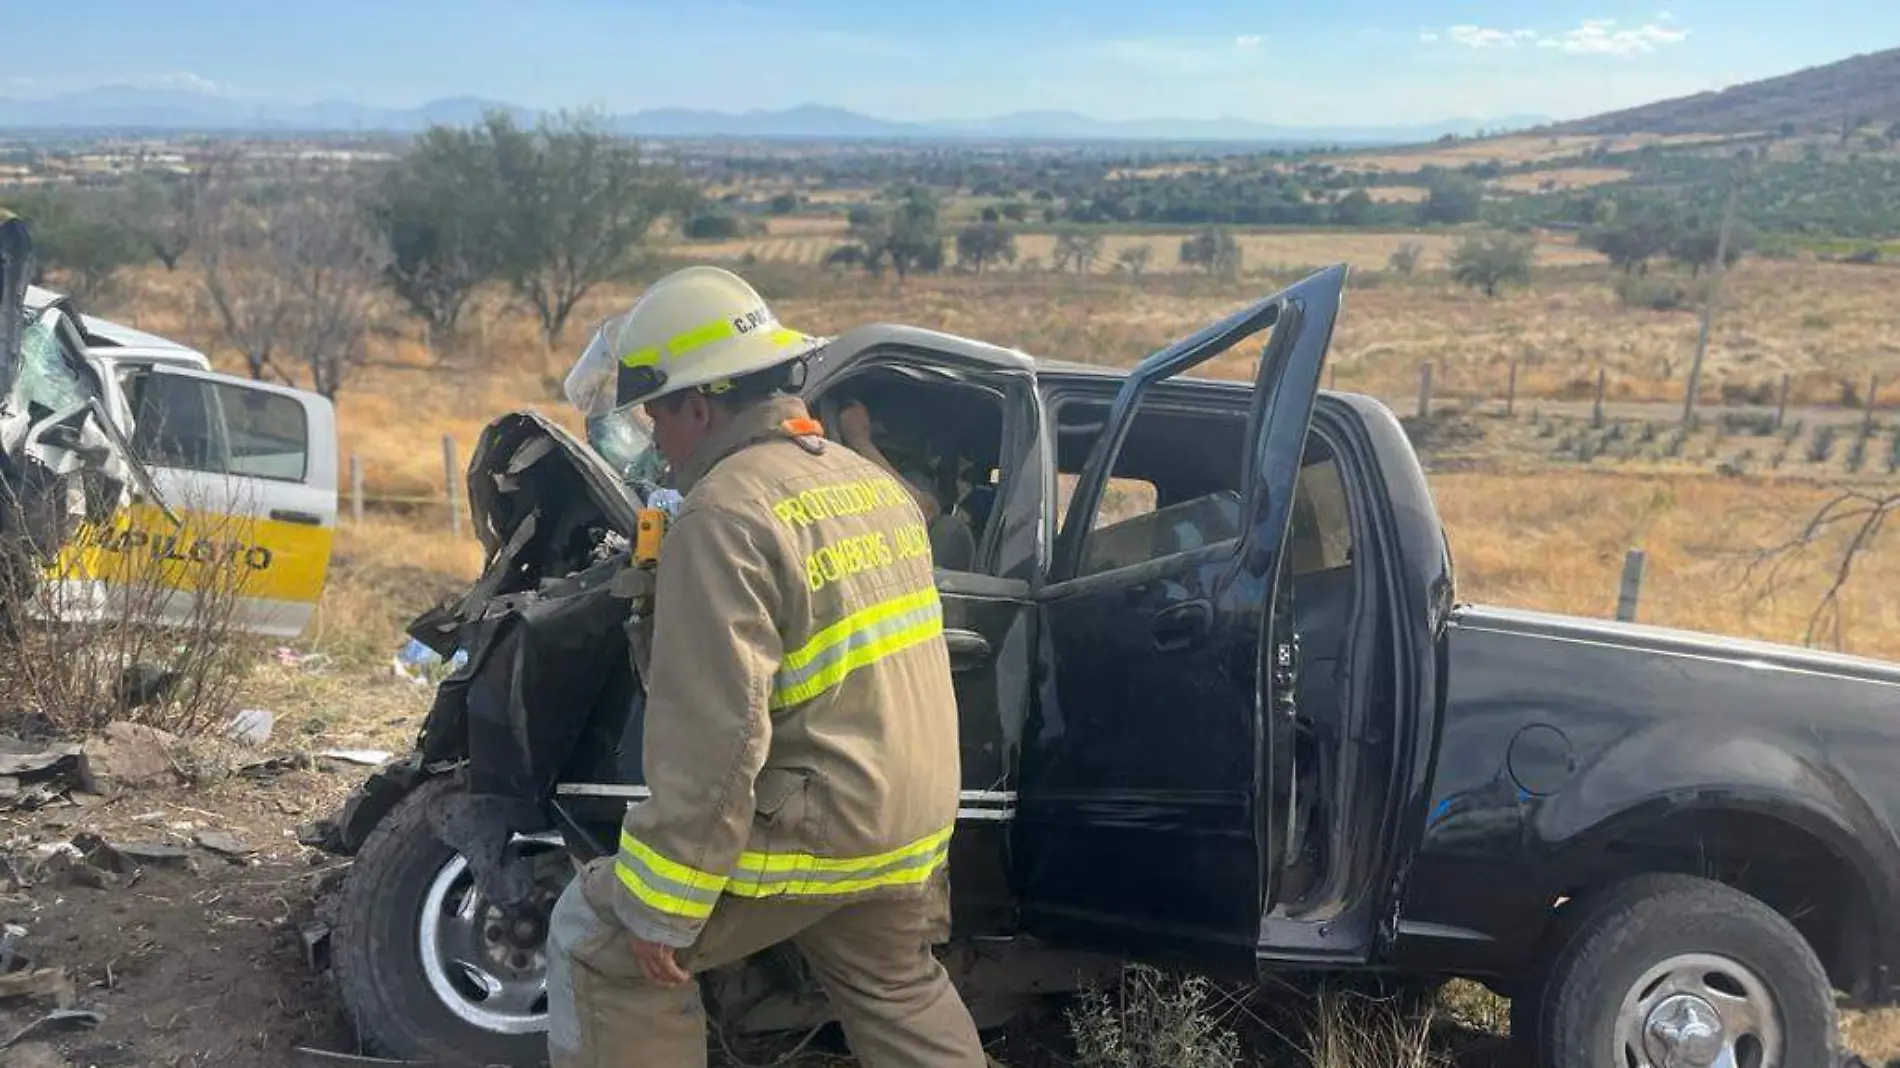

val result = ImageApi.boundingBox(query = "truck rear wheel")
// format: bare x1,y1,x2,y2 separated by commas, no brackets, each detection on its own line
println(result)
331,777,570,1067
1520,873,1838,1068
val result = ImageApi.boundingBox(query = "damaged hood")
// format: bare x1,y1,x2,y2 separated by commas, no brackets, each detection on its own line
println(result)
1,215,171,571
465,410,645,559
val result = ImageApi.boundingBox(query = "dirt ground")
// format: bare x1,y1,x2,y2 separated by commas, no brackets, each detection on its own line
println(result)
0,767,362,1068
0,757,1891,1068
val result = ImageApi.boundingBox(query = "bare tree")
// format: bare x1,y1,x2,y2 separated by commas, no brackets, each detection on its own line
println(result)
1053,231,1104,274
1116,245,1153,279
121,151,224,272
276,174,386,400
1740,487,1900,648
194,164,385,400
196,179,295,384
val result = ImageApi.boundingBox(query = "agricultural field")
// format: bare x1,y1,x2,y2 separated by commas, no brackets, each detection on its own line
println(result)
93,231,1900,661
687,218,1604,273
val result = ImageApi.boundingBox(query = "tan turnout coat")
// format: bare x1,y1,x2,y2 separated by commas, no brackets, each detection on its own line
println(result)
587,395,961,948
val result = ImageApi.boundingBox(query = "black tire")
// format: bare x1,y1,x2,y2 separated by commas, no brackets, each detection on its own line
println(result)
1518,873,1838,1068
331,777,567,1067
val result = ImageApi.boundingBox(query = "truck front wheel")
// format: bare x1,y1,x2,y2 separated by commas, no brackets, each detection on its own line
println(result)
1520,873,1838,1068
331,777,570,1067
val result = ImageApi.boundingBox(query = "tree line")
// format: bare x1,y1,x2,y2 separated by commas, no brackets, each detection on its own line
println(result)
3,112,696,403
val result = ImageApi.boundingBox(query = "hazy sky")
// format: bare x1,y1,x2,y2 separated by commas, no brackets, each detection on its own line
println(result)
6,0,1896,124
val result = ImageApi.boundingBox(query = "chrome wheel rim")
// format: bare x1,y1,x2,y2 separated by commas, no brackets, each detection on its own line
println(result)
1613,952,1782,1068
418,852,554,1035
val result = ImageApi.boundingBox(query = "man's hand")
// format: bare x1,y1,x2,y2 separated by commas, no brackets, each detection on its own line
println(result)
631,936,691,986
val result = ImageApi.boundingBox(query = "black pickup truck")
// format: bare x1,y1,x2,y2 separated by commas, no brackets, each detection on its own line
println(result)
312,265,1899,1068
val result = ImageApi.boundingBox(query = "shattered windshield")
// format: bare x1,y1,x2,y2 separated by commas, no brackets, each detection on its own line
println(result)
585,407,668,488
10,310,96,417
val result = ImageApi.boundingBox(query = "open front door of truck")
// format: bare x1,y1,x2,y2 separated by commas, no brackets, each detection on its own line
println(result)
1016,265,1346,979
52,364,338,639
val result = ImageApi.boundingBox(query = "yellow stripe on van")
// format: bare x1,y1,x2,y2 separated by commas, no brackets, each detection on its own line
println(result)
47,503,333,608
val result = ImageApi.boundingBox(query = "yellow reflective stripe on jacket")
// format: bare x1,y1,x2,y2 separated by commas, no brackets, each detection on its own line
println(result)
769,587,944,709
615,830,728,921
728,825,953,898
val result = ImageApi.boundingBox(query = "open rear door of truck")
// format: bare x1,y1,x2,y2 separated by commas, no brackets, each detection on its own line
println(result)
1016,265,1347,979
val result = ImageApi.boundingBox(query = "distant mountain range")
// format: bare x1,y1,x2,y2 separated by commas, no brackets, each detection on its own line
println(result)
0,87,1547,145
1552,46,1900,136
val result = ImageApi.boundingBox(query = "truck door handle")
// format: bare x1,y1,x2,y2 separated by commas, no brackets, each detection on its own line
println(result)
944,629,992,671
270,509,323,527
1152,601,1213,653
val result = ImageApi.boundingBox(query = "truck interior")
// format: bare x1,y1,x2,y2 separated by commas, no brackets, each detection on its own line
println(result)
809,362,1011,577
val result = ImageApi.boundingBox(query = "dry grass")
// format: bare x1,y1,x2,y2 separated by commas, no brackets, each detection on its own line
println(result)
688,229,1604,275
1434,470,1900,660
90,249,1898,517
1486,167,1633,193
1329,132,1743,174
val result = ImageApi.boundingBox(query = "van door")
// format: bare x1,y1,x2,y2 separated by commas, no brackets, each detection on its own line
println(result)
1014,265,1346,979
62,364,339,638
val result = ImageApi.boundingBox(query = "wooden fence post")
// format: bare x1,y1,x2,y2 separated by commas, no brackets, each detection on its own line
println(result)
350,454,364,527
1506,358,1519,417
1616,549,1646,622
442,436,461,538
1774,373,1790,432
1417,363,1433,420
1593,367,1607,429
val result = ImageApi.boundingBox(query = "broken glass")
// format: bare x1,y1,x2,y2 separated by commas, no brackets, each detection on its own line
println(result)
10,310,95,418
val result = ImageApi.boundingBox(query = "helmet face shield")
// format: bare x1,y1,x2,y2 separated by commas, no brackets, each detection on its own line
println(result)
563,315,634,419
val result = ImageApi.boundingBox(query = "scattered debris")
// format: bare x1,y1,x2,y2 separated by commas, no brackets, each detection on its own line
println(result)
193,831,256,862
0,1041,69,1068
77,723,182,794
293,1047,444,1066
115,664,180,710
225,709,276,747
1,1009,102,1050
110,842,191,867
38,850,111,891
391,638,467,686
0,969,70,1004
69,834,129,876
272,647,334,674
239,754,313,780
0,924,28,973
316,749,392,768
0,746,81,783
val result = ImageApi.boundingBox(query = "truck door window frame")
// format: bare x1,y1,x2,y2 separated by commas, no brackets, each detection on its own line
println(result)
806,351,1034,588
1049,388,1254,583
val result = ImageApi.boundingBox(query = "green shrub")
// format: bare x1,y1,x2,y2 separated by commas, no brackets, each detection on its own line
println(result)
1809,425,1838,463
1067,964,1240,1068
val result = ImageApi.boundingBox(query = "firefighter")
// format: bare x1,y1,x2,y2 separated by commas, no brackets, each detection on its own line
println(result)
548,265,987,1068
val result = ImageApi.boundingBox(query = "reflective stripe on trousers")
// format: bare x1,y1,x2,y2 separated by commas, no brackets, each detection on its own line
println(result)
614,824,954,926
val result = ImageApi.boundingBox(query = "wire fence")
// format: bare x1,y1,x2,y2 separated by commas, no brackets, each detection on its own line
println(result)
343,435,465,534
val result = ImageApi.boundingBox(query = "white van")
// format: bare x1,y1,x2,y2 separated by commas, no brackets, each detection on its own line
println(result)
7,279,341,639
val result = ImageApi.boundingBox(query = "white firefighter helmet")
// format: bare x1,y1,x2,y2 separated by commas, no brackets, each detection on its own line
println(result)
563,265,823,418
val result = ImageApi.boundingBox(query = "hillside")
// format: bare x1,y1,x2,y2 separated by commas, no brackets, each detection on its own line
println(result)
1556,47,1900,136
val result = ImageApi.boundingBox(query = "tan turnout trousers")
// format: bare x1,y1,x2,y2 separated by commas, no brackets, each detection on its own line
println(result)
547,857,986,1067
